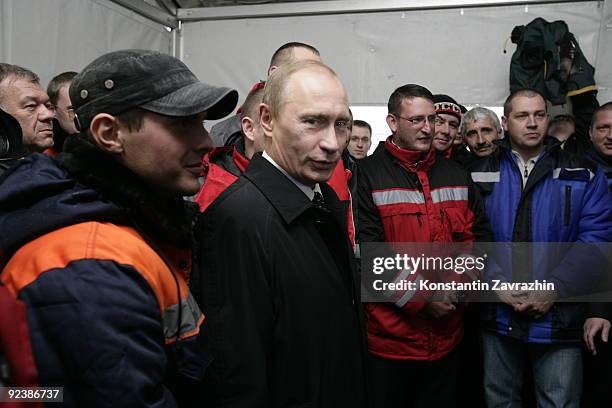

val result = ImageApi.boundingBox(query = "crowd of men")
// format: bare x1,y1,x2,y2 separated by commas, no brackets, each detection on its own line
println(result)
0,41,611,408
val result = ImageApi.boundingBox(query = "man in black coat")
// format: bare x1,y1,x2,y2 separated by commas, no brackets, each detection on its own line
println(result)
193,60,367,408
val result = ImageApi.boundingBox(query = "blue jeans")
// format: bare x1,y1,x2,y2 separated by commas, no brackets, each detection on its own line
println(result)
482,331,582,408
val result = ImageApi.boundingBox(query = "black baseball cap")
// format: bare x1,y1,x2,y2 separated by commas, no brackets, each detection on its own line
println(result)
70,49,238,130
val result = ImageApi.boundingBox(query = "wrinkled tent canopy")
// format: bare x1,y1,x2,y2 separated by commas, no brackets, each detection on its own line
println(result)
1,0,610,107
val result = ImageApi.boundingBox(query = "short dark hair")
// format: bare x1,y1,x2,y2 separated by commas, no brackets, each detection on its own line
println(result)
591,101,612,127
47,71,77,105
84,107,146,141
240,86,265,121
116,107,147,132
0,63,40,106
387,84,434,116
352,119,372,135
503,88,547,116
269,42,320,70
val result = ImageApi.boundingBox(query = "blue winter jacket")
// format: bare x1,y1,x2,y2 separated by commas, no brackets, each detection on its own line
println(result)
470,138,612,343
0,152,207,407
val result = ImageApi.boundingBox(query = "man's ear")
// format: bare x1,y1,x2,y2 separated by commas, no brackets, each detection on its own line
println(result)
259,103,274,138
386,114,398,133
501,116,508,132
267,65,278,76
89,113,124,154
241,116,256,143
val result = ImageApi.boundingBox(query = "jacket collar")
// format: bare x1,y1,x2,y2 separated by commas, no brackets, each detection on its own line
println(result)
384,136,436,173
495,135,561,155
586,148,612,171
244,154,343,225
59,136,196,247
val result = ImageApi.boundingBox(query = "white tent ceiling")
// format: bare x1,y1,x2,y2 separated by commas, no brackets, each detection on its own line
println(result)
1,0,610,105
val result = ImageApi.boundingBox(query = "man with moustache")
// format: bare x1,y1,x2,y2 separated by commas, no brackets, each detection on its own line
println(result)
194,60,367,408
462,107,503,160
470,89,612,408
358,84,489,407
0,63,55,153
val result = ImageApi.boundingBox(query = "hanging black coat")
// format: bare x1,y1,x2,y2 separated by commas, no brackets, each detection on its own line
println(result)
509,17,596,105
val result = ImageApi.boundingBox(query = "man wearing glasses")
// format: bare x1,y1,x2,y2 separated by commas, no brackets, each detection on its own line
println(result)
358,84,490,407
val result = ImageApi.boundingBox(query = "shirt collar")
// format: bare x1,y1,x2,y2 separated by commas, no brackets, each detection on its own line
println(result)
262,150,320,201
511,150,541,165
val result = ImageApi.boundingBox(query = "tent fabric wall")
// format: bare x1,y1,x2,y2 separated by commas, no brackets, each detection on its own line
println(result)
595,0,612,104
181,1,609,107
0,0,172,87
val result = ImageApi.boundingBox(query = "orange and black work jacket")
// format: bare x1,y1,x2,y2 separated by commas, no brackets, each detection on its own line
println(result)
0,147,206,407
358,138,491,361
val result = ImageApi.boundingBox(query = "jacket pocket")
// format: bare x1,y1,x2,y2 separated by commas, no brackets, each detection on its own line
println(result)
442,207,468,241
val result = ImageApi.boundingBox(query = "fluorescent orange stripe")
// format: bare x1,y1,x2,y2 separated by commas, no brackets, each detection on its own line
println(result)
1,222,190,314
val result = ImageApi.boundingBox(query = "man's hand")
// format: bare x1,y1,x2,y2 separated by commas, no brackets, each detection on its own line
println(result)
513,290,558,319
495,289,528,306
422,302,456,319
423,290,457,319
583,317,610,356
514,301,554,318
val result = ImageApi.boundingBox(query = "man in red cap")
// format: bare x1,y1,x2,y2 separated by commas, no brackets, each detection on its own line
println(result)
431,94,463,157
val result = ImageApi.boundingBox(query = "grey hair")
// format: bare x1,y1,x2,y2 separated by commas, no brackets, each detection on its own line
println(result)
0,63,40,106
461,107,502,134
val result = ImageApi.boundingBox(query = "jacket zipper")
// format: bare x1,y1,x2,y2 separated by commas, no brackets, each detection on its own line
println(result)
564,185,572,226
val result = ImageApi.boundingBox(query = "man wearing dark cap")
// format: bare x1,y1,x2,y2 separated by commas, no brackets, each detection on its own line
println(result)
0,49,238,407
431,94,462,156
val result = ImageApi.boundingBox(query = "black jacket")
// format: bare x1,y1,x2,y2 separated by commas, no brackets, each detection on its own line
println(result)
193,154,368,408
0,109,27,176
